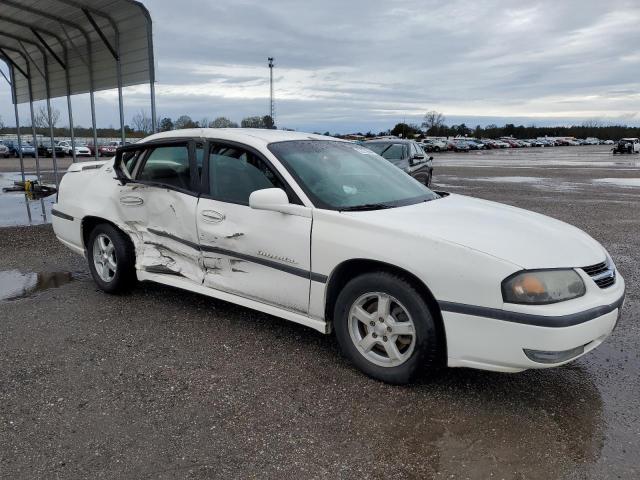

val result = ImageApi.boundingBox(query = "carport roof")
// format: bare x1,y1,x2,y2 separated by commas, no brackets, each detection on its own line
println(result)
0,0,153,104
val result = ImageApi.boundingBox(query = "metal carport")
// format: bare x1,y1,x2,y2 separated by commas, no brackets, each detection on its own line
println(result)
0,0,156,187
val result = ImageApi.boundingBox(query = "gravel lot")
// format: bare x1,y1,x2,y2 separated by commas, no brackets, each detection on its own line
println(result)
0,145,638,479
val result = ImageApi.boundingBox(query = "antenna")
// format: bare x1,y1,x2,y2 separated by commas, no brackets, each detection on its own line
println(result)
268,57,275,127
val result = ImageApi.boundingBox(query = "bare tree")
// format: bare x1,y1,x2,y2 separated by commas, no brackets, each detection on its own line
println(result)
421,110,446,132
131,109,153,134
33,105,61,129
241,116,266,128
174,115,197,129
209,117,238,128
0,115,4,130
582,119,603,128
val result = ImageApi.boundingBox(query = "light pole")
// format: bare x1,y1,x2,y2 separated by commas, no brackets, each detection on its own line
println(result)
268,57,275,127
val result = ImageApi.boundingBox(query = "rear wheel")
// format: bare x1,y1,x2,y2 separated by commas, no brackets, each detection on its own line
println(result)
87,223,136,294
333,272,442,384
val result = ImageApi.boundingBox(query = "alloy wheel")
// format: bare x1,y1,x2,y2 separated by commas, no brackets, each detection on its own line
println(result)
348,292,416,367
93,233,117,282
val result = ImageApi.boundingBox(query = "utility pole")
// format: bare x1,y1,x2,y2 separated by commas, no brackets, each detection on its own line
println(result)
268,57,275,127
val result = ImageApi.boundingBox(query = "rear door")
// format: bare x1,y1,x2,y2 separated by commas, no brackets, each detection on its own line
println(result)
116,140,204,284
196,140,312,314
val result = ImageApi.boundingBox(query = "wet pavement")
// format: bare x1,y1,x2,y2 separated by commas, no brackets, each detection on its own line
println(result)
0,145,638,479
0,172,56,227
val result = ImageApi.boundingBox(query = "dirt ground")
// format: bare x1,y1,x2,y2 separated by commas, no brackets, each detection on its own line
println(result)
0,145,638,479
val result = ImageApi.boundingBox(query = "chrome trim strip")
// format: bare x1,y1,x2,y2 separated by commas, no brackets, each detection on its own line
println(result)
51,208,73,221
146,228,328,283
439,292,625,328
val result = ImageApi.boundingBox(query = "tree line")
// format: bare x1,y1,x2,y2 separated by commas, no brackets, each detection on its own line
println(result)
0,110,276,139
2,109,638,140
382,111,640,140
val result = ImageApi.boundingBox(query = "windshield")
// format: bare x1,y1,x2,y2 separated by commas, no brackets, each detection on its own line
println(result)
268,140,439,211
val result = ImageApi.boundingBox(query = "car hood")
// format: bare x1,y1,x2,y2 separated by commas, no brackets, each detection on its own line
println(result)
347,193,605,269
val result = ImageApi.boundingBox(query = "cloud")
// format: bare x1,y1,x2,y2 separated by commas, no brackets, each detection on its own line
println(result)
1,0,639,132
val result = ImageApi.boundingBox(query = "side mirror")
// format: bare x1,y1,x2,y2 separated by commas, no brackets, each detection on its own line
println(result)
249,188,311,217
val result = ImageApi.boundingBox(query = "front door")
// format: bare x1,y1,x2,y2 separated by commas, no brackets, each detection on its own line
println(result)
196,141,312,314
116,141,203,284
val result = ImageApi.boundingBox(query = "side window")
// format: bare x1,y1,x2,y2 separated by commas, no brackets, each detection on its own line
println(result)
209,144,285,204
379,144,404,160
138,145,191,190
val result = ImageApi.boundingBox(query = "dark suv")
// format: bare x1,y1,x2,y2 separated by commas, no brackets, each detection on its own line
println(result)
363,139,434,186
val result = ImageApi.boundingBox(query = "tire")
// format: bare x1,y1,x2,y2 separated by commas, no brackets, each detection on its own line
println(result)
87,223,136,294
434,146,440,152
333,271,442,384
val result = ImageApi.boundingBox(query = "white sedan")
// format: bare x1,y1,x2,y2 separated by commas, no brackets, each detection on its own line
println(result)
52,129,625,383
57,140,92,157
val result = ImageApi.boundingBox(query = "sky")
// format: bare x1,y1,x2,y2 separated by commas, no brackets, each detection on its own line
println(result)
1,0,639,133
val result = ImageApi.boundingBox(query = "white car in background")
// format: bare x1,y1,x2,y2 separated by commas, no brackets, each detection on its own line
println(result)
51,129,626,383
57,140,92,157
0,143,10,158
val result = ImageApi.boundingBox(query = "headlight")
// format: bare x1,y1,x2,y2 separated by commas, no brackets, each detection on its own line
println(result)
502,269,585,305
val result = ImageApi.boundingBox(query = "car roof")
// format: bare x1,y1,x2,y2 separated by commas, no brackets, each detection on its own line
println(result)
139,128,341,148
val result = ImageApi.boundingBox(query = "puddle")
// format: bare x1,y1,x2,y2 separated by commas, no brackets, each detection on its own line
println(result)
0,270,74,301
0,172,55,226
593,178,640,188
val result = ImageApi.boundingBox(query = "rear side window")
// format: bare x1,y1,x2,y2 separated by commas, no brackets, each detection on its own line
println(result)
208,144,284,204
138,145,191,190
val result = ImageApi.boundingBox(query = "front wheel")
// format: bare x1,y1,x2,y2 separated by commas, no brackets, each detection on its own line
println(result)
333,272,442,384
87,223,136,294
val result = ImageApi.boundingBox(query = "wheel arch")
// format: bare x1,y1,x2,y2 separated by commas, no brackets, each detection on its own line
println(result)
324,258,447,361
81,216,131,252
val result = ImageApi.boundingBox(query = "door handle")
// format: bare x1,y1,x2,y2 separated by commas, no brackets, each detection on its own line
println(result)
201,210,225,223
120,195,144,206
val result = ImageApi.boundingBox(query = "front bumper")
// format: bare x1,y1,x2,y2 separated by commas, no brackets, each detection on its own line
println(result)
441,273,626,373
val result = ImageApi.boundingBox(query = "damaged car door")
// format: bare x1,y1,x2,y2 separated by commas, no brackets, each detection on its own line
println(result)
196,141,312,314
116,140,204,283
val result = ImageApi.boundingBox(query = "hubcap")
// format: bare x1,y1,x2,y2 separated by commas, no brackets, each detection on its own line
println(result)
348,292,416,367
93,233,117,282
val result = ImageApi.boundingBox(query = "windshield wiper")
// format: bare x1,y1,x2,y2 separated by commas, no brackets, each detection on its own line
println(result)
339,203,394,212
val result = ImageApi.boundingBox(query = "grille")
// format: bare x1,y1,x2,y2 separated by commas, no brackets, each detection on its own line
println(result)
581,261,616,289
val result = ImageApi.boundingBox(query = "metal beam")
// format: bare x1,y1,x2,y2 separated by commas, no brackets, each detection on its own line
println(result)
0,46,28,79
30,28,66,70
8,63,26,184
82,8,118,60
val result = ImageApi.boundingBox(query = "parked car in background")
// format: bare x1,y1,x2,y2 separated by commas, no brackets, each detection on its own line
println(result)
363,139,434,186
98,141,127,157
37,140,65,158
464,139,485,150
500,138,520,148
57,140,92,157
1,140,18,156
448,140,470,152
612,138,640,154
420,138,448,152
51,128,626,384
603,140,614,145
0,143,10,158
16,143,36,157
